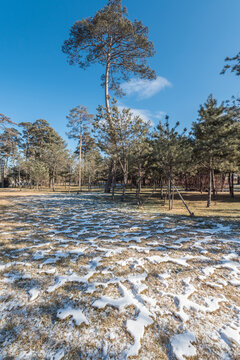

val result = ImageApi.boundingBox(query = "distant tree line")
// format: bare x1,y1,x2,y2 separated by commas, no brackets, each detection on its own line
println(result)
0,118,71,190
1,93,240,208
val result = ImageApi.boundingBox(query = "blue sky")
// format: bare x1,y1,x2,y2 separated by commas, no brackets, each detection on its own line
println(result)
1,0,239,148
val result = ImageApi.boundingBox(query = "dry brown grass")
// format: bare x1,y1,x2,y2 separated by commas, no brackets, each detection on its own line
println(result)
123,190,240,218
1,187,240,218
0,191,239,359
0,189,46,211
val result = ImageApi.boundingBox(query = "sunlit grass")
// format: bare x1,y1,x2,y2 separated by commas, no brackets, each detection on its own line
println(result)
1,186,240,218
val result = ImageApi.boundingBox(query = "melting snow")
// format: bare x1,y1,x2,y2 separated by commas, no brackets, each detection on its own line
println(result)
28,288,40,302
57,307,89,326
1,193,240,359
170,331,197,360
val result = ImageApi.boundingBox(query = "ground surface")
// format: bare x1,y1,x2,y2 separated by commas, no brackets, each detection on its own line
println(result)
1,187,240,218
0,193,240,359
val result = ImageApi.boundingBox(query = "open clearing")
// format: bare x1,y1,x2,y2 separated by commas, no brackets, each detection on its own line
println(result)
0,193,240,359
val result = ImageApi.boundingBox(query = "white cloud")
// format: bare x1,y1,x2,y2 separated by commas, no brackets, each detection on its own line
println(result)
118,106,151,123
121,76,171,99
118,105,166,125
153,111,166,120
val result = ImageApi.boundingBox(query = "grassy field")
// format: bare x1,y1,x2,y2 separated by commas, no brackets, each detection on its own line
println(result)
1,187,240,218
0,192,240,359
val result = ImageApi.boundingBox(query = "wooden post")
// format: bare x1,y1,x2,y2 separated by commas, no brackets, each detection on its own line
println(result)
173,185,194,217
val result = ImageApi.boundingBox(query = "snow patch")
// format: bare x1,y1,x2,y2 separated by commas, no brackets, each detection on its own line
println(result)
28,288,40,301
57,307,89,326
170,331,197,360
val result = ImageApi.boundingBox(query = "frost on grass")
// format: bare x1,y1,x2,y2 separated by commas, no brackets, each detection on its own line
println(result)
0,193,240,359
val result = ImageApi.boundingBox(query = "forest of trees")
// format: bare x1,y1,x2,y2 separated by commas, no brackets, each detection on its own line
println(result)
1,93,239,208
1,0,239,209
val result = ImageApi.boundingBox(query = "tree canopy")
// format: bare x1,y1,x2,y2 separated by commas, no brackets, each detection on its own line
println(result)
221,51,240,76
62,0,156,114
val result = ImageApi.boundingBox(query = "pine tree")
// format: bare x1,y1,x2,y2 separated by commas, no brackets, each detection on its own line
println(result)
18,119,67,189
221,51,240,76
94,99,150,200
0,114,16,132
63,0,156,193
82,136,103,191
19,122,33,159
192,95,233,207
43,142,68,192
0,127,20,168
129,123,150,199
219,98,240,197
66,106,93,190
62,0,156,116
28,160,49,190
152,116,188,210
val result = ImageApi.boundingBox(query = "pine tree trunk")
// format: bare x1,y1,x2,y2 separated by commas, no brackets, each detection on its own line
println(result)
212,169,216,198
105,161,113,193
68,175,71,194
136,163,141,198
104,51,116,195
221,173,226,192
171,185,174,210
0,159,4,188
139,169,142,194
228,173,234,198
231,173,234,198
153,181,156,191
88,174,91,192
111,160,116,200
83,152,86,187
160,178,163,199
228,173,231,197
185,176,188,191
121,168,128,202
168,177,171,210
199,175,203,194
207,167,212,208
130,176,133,191
79,116,83,191
18,166,21,191
105,60,111,116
